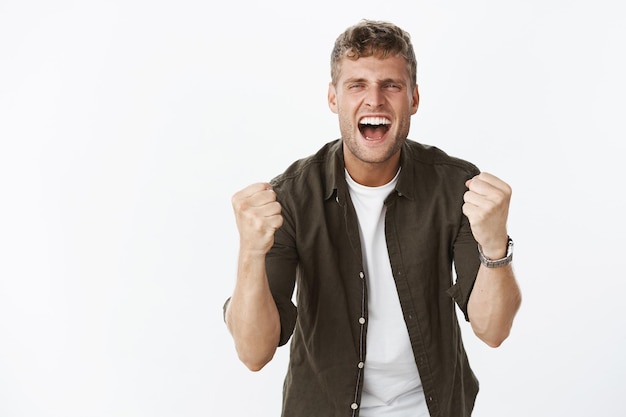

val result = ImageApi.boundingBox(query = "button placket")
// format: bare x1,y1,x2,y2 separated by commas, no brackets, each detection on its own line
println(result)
350,269,367,415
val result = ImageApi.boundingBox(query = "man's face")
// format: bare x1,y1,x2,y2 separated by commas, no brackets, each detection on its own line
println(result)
328,55,419,171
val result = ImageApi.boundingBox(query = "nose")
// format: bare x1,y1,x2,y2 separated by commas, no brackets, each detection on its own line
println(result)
364,87,384,109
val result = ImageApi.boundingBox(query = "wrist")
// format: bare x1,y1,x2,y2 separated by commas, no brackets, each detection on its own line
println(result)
477,233,509,259
478,236,514,268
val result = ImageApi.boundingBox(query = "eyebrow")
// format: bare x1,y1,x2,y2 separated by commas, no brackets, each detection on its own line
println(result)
343,77,406,86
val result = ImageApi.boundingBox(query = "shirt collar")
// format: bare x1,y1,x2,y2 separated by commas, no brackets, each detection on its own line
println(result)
323,139,345,201
396,142,416,200
324,139,416,202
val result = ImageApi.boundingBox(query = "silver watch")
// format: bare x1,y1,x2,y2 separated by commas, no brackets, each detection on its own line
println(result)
478,236,514,268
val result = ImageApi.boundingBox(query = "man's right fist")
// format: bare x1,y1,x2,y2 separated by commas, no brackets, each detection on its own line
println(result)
232,182,283,255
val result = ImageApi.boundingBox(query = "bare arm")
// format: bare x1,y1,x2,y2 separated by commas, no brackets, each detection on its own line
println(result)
467,262,521,347
225,182,283,371
463,173,522,347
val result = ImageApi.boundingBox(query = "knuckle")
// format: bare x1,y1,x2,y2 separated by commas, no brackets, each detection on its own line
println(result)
235,199,249,213
231,194,240,208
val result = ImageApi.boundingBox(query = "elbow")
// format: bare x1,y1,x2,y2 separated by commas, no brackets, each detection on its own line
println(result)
224,301,282,372
234,331,279,372
472,316,516,348
245,363,265,372
479,330,510,348
238,349,275,372
470,313,516,348
469,292,522,348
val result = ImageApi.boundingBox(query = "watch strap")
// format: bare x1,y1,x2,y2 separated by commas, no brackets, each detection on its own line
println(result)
478,236,514,268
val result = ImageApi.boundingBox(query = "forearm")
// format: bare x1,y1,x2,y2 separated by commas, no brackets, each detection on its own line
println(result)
467,264,521,347
226,251,281,371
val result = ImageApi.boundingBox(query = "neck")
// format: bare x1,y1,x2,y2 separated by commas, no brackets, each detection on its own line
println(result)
344,153,401,187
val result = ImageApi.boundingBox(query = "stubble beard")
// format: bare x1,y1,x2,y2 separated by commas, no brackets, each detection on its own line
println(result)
340,116,410,165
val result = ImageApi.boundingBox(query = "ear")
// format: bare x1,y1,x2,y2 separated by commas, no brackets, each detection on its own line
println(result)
328,82,338,114
410,84,420,115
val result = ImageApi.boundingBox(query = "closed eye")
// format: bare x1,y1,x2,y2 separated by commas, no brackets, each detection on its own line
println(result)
383,83,402,90
348,83,365,90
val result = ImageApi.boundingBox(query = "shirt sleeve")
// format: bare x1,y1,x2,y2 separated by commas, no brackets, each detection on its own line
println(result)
264,186,299,347
265,232,298,346
447,213,481,322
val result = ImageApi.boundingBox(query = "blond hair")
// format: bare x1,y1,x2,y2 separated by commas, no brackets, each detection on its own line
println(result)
330,20,417,88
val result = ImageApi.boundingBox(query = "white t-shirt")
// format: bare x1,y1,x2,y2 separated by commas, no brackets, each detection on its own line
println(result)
346,169,430,417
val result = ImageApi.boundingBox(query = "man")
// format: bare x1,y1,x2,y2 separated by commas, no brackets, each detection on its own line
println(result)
224,19,521,417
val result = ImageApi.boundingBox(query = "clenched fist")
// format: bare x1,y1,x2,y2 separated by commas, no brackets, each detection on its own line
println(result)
232,182,284,256
463,172,512,259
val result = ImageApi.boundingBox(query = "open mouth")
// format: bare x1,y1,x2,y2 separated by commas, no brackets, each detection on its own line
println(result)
358,116,391,141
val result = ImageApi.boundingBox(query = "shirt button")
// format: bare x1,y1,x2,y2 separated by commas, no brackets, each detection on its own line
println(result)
358,362,364,369
351,403,359,410
358,317,365,325
359,272,364,279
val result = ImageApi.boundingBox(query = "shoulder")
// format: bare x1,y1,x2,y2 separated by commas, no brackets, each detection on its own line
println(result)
270,139,341,186
403,139,480,176
396,140,480,199
269,139,342,200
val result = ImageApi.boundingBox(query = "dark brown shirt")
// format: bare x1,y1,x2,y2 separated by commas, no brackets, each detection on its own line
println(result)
245,139,481,417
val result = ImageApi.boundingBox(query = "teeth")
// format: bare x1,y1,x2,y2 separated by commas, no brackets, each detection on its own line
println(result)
359,116,390,126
